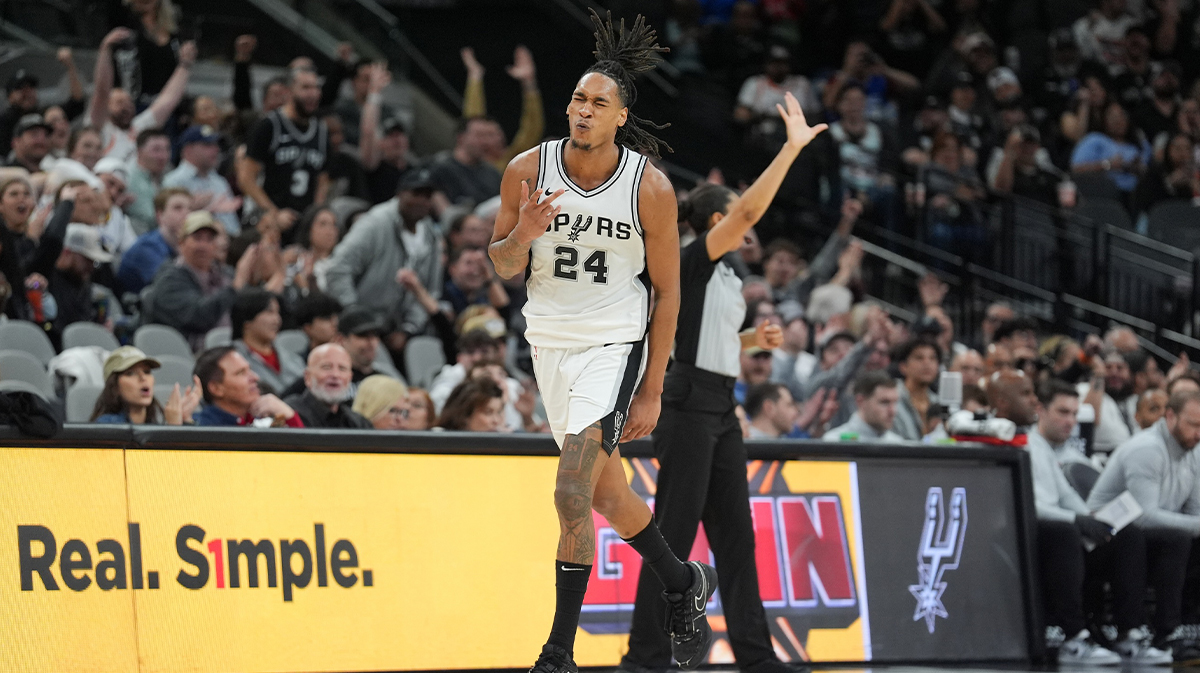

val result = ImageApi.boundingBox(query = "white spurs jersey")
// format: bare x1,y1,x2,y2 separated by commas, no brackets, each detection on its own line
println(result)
523,139,651,348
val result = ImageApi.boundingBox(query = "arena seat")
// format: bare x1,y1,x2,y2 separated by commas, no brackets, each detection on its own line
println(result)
276,329,308,357
0,379,49,400
0,349,55,398
134,324,194,360
66,383,103,423
1063,461,1102,501
154,355,196,389
204,326,232,350
405,335,445,389
0,320,56,366
62,322,120,351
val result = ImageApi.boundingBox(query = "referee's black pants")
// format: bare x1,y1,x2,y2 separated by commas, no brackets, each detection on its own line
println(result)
624,364,775,668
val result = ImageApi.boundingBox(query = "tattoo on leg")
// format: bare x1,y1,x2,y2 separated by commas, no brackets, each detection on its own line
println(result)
555,423,606,563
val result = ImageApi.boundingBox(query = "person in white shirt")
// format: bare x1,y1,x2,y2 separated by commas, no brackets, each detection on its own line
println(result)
734,46,820,147
1025,379,1162,664
92,157,138,266
1077,351,1134,453
1072,0,1138,70
88,27,195,164
824,370,902,442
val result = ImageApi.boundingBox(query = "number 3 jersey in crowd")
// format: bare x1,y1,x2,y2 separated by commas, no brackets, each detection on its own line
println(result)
523,138,652,348
245,109,329,215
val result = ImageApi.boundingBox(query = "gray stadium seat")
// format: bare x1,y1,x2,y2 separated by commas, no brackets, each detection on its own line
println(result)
404,336,445,389
0,320,56,365
1063,461,1102,501
0,379,49,400
1076,198,1132,230
1073,172,1124,202
204,326,232,350
153,383,176,408
62,322,120,351
276,329,308,356
134,324,194,360
154,355,196,389
0,349,54,397
66,383,103,423
1147,200,1200,253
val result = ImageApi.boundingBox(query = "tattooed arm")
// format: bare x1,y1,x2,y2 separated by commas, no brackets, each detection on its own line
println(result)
489,148,565,279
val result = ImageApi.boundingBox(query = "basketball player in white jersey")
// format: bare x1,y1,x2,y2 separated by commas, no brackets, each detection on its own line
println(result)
489,12,716,673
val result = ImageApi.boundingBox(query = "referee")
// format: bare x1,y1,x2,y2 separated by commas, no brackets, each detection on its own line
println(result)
619,93,827,673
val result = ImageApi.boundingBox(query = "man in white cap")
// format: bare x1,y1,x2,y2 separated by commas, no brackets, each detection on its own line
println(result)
93,156,138,265
47,223,113,343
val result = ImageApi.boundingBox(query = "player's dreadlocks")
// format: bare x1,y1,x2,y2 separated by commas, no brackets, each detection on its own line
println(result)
584,10,672,158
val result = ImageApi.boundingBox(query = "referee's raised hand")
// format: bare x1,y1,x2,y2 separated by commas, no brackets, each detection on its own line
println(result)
777,91,828,153
512,182,566,244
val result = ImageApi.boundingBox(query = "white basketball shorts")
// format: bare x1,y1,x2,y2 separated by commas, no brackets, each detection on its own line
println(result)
531,339,647,453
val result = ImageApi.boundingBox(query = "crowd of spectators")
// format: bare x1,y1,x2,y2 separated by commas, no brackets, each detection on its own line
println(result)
639,0,1200,244
3,0,1200,659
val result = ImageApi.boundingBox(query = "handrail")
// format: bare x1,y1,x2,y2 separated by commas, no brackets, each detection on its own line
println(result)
338,0,464,110
534,0,679,98
965,263,1057,303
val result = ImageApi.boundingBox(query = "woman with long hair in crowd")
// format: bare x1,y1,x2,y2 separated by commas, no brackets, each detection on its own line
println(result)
1135,132,1198,217
91,346,201,424
435,377,504,432
287,205,344,294
67,126,104,171
405,388,435,430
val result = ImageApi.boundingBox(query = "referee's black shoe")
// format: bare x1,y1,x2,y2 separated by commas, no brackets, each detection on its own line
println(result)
664,561,718,669
528,644,578,673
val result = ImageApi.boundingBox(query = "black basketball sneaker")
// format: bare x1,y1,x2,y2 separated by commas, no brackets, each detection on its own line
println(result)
664,560,718,669
528,644,578,673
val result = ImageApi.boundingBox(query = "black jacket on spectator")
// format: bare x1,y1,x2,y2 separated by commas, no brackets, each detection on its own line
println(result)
26,199,82,345
430,156,501,208
144,263,236,345
283,390,372,429
1134,165,1193,216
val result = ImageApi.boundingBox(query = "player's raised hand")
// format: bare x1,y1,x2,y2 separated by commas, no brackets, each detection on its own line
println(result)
778,91,827,152
512,181,565,244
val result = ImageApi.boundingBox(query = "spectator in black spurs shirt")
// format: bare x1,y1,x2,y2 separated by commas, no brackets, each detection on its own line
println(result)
284,343,372,429
239,67,330,244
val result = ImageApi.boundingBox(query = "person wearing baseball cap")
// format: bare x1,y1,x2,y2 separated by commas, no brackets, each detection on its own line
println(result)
40,223,112,346
91,156,139,264
142,210,258,349
164,125,241,235
324,163,441,360
4,113,51,172
0,70,40,157
92,346,202,425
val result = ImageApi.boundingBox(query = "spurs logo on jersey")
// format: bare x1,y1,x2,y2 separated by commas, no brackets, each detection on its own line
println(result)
250,109,329,213
523,139,651,348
